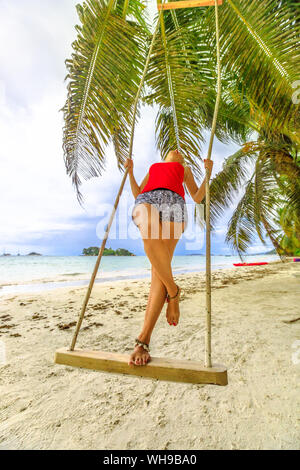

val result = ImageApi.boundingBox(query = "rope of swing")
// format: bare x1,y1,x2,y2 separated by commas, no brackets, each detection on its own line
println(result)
205,0,222,367
167,62,182,152
159,0,182,153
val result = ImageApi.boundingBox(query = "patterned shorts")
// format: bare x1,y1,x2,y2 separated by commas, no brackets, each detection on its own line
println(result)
132,188,188,224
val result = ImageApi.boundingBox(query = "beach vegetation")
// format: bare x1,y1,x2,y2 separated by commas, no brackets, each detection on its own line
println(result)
82,246,134,256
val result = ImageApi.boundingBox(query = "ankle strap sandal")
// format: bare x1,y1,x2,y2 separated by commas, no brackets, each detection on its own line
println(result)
166,285,180,303
135,338,150,352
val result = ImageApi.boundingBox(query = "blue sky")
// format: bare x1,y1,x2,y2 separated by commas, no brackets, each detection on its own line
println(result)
0,0,272,256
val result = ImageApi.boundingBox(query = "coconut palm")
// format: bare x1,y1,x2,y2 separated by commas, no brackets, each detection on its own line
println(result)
61,0,149,200
210,130,300,256
62,0,300,200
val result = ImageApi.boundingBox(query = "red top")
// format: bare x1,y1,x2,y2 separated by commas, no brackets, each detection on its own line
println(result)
141,162,185,200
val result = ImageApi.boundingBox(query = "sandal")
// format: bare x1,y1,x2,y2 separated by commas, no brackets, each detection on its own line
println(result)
166,284,180,303
135,338,150,352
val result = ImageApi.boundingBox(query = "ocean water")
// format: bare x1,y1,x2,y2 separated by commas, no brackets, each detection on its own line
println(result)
0,254,279,295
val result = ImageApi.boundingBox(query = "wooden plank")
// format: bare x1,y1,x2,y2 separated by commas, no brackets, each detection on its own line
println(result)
55,348,228,386
158,0,223,11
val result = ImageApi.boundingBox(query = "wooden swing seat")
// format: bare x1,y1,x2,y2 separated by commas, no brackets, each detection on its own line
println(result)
55,348,228,385
157,0,223,11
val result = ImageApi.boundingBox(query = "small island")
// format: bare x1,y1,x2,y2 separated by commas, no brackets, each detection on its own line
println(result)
82,247,135,256
27,252,42,256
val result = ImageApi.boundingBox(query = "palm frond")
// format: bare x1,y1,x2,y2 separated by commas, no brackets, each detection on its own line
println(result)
145,6,216,178
204,80,254,146
204,0,300,140
220,135,299,256
225,178,258,258
253,153,281,244
61,0,147,199
209,146,256,224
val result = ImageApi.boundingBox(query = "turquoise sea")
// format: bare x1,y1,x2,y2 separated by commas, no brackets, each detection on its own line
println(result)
0,254,279,295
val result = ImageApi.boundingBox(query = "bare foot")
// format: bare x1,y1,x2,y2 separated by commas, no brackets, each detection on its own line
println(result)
166,286,181,326
128,345,151,366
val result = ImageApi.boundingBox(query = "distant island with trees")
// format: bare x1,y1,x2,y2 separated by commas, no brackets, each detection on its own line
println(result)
27,252,42,256
82,247,135,256
1,252,42,257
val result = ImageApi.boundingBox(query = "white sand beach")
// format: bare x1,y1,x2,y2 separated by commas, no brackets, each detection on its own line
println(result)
0,262,299,450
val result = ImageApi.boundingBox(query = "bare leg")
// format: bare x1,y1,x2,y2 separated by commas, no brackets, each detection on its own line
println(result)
163,234,183,326
129,205,184,365
134,203,178,297
139,268,167,344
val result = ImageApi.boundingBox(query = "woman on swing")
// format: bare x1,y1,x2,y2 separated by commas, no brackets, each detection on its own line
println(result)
125,150,213,366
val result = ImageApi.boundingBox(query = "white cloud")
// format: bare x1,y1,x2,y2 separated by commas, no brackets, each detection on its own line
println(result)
0,0,78,106
0,0,116,253
0,82,83,228
246,244,273,254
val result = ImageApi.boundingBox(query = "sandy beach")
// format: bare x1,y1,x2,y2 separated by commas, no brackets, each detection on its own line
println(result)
0,261,299,450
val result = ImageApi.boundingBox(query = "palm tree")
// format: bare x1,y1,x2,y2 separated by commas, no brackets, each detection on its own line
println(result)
61,1,300,254
277,203,300,256
61,0,150,200
210,130,300,256
61,0,300,361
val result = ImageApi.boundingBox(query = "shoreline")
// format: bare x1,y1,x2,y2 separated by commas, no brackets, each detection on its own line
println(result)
0,259,282,296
